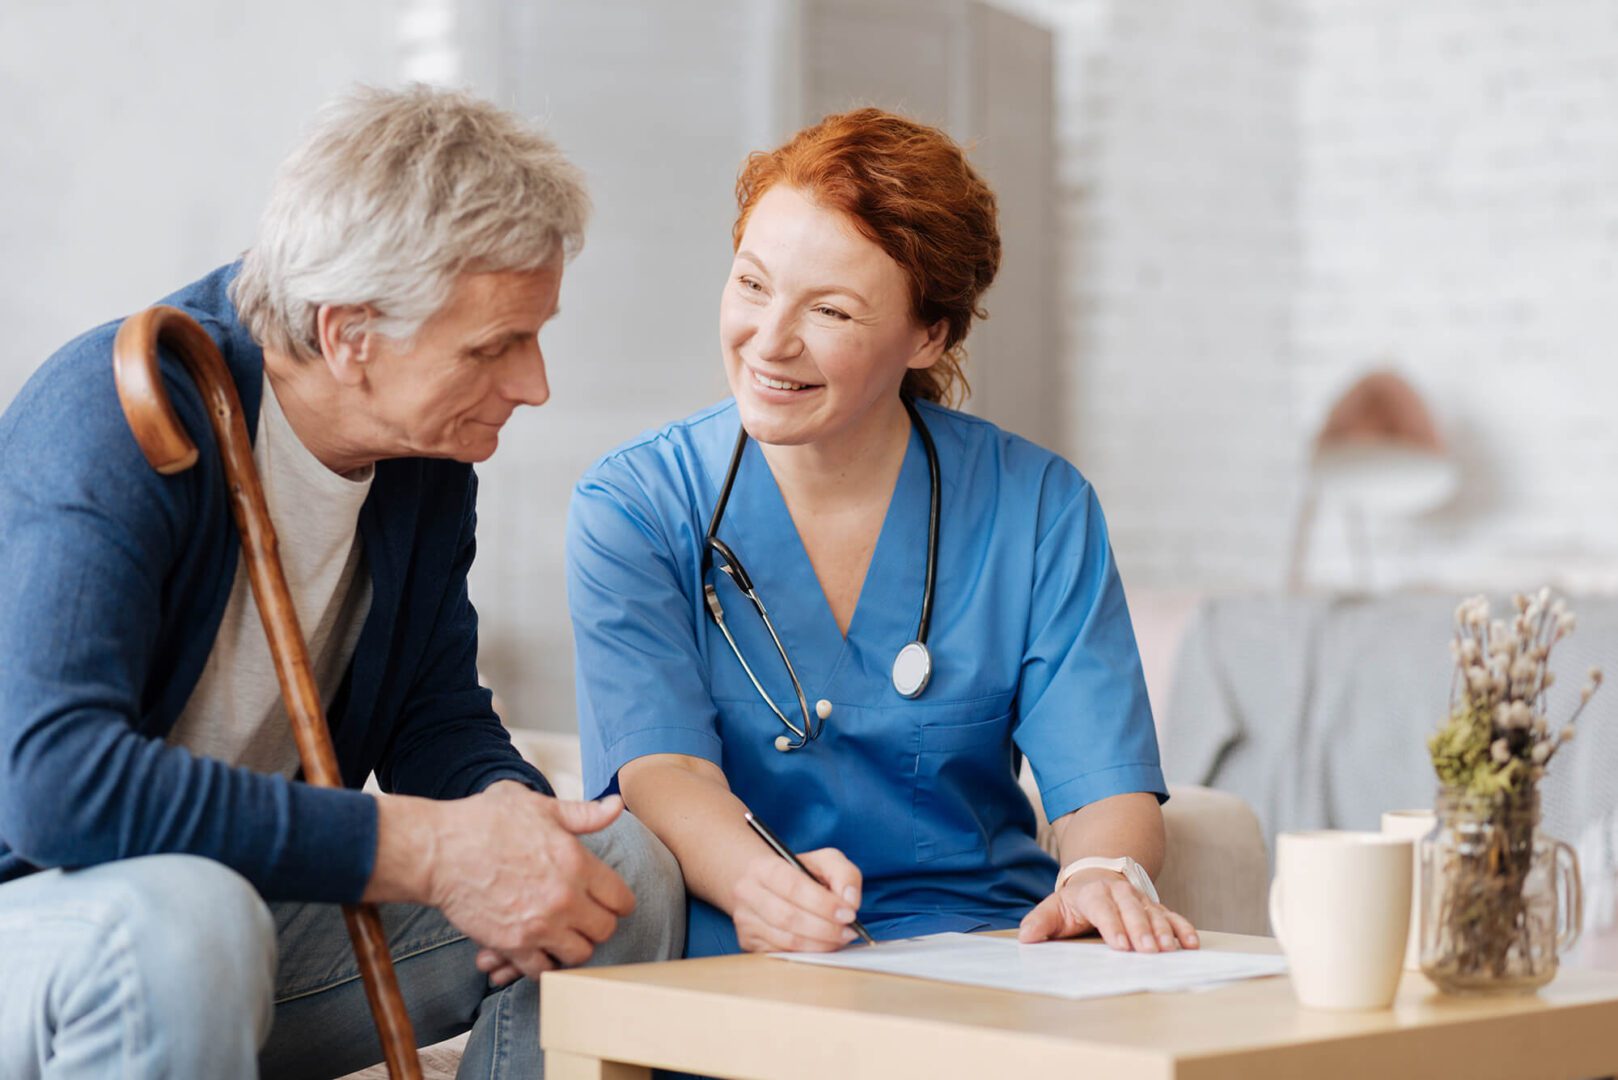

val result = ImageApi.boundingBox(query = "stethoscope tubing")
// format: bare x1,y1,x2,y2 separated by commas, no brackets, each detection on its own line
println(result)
702,394,941,750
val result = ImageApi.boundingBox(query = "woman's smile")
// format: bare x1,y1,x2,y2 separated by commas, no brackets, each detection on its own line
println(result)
748,366,823,400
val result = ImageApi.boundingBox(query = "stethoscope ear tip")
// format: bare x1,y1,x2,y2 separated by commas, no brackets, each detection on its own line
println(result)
773,734,793,753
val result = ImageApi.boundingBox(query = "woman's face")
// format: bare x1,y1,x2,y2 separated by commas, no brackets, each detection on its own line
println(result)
720,185,943,448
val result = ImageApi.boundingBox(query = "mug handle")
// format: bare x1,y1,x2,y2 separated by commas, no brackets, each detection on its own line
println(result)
1268,874,1287,949
1553,839,1583,955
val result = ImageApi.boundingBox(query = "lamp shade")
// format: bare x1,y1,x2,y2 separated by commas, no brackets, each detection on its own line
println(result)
1310,370,1457,516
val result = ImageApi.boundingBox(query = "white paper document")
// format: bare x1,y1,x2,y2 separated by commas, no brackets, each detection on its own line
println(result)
775,933,1288,1001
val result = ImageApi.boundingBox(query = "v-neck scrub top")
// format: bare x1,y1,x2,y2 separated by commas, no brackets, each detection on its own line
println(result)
566,398,1166,955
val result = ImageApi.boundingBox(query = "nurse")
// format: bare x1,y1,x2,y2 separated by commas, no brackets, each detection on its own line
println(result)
566,108,1199,958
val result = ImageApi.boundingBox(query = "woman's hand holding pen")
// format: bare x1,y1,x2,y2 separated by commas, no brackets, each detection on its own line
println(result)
1018,867,1200,953
732,847,864,953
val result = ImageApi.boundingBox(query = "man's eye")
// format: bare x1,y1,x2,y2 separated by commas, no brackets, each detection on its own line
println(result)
738,276,764,292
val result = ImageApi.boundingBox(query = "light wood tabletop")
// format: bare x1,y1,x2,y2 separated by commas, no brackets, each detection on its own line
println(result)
540,931,1618,1079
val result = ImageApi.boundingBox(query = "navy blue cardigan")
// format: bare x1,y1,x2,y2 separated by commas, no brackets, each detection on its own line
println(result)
0,265,552,902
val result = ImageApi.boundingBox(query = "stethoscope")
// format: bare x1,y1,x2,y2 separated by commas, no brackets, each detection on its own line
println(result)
701,395,941,752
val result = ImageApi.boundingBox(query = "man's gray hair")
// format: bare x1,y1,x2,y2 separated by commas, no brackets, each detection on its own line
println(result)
232,84,589,359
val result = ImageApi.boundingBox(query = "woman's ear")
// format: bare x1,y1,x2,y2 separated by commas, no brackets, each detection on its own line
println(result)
315,304,375,387
907,317,950,371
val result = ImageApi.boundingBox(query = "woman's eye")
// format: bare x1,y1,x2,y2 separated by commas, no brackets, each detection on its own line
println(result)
814,306,851,321
738,276,764,292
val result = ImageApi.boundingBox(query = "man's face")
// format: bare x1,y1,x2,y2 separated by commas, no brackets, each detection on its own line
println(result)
361,263,561,463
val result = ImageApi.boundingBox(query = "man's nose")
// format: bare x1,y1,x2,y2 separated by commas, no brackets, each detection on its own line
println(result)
504,341,550,407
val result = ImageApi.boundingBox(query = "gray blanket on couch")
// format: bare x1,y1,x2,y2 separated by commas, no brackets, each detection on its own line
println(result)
1161,593,1618,930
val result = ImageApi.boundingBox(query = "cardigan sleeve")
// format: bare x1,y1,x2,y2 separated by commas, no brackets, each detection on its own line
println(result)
0,334,378,902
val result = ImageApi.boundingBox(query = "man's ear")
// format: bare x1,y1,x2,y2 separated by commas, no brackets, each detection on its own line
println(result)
315,304,375,387
907,317,949,371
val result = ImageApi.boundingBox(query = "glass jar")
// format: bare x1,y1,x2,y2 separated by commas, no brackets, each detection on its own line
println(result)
1419,789,1582,994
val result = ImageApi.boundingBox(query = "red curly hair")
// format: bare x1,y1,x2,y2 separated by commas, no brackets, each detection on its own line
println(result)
732,108,1001,407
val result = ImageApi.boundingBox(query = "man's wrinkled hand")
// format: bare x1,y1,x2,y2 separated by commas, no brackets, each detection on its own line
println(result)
427,783,636,981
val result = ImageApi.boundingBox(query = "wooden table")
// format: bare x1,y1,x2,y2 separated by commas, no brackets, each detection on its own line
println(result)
540,931,1618,1079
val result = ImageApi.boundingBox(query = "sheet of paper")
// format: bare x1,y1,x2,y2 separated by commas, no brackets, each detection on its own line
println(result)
774,933,1288,1001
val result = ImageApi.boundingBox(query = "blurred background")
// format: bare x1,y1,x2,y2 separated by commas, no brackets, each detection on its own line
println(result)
5,1,1618,928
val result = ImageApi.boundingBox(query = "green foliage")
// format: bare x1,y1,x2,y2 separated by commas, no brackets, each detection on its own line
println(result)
1428,703,1526,799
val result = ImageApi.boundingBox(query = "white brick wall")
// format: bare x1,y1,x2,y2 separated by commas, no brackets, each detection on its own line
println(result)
1296,0,1618,592
998,0,1618,593
996,0,1305,589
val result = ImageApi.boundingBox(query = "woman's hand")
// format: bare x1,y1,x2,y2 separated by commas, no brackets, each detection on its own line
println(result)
732,847,864,953
1017,867,1199,952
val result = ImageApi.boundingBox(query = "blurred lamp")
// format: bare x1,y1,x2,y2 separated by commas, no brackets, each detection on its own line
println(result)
1286,369,1458,590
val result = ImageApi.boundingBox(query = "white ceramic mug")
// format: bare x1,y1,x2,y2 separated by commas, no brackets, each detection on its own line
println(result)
1380,809,1436,971
1269,830,1412,1009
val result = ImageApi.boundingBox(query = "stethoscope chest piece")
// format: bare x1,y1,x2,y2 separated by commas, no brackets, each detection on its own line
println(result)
892,640,933,699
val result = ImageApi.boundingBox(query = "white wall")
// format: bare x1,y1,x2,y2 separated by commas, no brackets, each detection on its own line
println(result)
0,0,397,406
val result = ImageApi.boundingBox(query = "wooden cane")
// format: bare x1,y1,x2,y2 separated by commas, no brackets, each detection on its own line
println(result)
112,306,423,1080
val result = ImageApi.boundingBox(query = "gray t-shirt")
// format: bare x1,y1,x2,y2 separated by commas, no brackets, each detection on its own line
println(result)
168,375,373,776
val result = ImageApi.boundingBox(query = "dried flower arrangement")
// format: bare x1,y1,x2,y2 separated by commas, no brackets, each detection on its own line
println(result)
1422,589,1601,992
1429,590,1602,798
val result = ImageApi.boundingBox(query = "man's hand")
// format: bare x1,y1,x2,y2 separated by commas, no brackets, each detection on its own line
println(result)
732,847,863,953
1017,867,1199,952
370,781,636,983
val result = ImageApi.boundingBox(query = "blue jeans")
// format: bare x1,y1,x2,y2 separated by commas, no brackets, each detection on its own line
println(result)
0,812,683,1079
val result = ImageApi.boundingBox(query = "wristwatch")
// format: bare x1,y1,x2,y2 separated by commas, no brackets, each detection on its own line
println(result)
1055,856,1160,904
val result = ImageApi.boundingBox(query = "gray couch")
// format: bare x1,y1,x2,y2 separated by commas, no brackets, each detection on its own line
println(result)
1161,591,1618,944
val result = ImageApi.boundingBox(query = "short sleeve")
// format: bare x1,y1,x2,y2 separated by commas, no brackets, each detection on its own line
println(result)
566,457,723,799
1012,473,1167,821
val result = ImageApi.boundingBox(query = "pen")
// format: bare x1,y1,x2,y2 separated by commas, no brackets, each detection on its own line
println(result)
743,811,876,946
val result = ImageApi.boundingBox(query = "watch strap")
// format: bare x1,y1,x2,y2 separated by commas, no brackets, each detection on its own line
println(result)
1054,856,1161,904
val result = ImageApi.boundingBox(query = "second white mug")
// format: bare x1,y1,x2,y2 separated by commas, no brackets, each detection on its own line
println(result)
1381,808,1436,971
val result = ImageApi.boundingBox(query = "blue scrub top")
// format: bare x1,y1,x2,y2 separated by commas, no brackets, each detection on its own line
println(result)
566,399,1166,955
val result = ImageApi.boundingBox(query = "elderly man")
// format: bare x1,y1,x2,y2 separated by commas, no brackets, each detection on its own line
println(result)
0,86,682,1079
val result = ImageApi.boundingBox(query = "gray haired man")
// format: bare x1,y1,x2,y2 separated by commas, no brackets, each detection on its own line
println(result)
0,86,683,1078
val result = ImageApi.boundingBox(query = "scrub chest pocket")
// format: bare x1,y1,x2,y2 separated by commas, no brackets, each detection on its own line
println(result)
912,709,1017,863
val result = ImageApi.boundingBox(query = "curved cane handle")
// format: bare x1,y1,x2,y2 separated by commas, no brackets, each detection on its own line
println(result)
112,307,423,1080
113,306,214,474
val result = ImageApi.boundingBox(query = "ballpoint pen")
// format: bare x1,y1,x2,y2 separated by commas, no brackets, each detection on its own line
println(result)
744,811,876,946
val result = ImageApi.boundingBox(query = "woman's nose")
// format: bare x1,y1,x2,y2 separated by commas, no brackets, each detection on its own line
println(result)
749,305,802,364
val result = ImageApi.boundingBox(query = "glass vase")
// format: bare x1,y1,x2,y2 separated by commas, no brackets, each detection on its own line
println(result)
1419,788,1582,994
